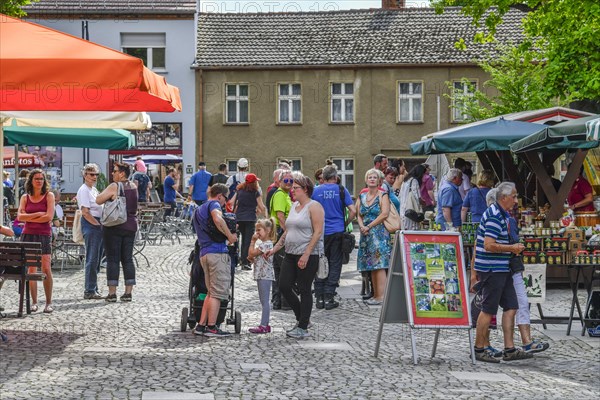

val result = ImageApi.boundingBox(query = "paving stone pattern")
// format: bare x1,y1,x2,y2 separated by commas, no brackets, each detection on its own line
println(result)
0,237,598,399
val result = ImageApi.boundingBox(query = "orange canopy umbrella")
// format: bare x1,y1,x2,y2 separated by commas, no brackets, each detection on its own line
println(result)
0,14,182,112
3,148,43,168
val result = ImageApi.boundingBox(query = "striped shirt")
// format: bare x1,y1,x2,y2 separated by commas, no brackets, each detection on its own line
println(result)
474,203,511,272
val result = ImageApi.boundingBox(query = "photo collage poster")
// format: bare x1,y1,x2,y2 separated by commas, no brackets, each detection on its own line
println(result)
133,123,182,151
401,232,471,327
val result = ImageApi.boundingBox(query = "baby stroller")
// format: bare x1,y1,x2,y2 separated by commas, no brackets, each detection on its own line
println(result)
180,240,242,333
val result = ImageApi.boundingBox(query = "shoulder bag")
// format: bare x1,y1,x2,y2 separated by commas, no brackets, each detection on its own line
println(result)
72,209,84,244
380,192,400,233
338,185,356,264
317,253,329,279
101,182,127,227
404,178,425,223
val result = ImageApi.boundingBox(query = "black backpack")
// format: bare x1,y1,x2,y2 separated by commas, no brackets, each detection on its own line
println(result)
194,200,236,243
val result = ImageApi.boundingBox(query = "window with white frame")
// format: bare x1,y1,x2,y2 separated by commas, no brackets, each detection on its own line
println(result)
398,81,423,122
225,84,249,124
277,157,302,172
121,33,166,71
278,84,302,124
331,83,354,123
331,158,355,195
452,80,477,122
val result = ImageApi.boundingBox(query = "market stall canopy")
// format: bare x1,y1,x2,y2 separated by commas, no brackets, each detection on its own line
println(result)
0,111,151,130
410,118,546,155
3,123,135,150
123,154,182,164
0,14,181,112
3,148,43,168
510,114,600,153
587,117,600,141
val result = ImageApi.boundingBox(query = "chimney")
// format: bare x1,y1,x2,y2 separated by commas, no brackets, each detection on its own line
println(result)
382,0,405,8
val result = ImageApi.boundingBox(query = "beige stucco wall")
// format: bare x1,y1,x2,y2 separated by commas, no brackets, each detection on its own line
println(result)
196,66,492,194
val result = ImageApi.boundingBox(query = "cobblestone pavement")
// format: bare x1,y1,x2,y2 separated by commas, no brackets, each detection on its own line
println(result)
1,237,598,400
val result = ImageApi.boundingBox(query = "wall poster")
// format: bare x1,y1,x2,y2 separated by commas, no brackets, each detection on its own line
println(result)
132,123,182,151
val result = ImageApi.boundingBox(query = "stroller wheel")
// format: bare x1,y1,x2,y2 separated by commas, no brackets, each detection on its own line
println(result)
180,307,188,332
234,310,242,334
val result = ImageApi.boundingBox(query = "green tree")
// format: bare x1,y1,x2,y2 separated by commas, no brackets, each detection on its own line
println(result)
432,0,600,102
1,0,39,17
446,45,563,122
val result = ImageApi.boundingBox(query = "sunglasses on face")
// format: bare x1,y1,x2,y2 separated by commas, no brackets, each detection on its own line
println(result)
87,173,99,177
33,178,45,181
282,178,293,184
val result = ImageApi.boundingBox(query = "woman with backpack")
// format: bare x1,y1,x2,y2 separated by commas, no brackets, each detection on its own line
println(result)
229,173,267,270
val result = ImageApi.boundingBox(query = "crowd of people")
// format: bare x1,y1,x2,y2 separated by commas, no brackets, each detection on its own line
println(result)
1,151,593,362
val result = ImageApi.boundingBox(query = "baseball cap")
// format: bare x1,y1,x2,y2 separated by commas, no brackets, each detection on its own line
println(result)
245,173,260,184
237,158,249,168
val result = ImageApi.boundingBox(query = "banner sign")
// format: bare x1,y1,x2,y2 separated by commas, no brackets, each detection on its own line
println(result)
131,123,181,151
523,264,547,304
400,231,471,328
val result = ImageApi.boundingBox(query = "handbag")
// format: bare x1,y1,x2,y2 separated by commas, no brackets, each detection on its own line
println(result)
101,182,127,227
72,209,84,244
404,179,424,223
338,185,355,265
381,193,401,233
317,253,329,279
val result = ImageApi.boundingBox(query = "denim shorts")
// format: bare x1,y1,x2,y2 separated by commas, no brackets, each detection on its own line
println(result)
476,270,518,315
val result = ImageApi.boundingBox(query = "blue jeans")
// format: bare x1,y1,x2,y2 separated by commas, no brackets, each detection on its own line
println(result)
82,217,103,294
103,227,136,287
314,233,344,296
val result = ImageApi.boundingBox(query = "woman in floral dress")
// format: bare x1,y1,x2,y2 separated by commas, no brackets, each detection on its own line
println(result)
356,169,392,305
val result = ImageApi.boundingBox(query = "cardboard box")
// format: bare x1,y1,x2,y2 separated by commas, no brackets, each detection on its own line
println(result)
570,240,587,251
564,228,584,241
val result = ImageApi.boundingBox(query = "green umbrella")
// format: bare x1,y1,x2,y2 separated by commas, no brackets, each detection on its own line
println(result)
510,114,600,153
3,123,135,150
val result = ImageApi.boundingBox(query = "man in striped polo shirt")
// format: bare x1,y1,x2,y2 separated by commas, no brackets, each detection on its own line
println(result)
473,182,532,363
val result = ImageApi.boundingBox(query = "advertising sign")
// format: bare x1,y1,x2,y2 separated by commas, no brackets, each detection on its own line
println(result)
131,123,182,151
400,231,471,328
523,264,547,304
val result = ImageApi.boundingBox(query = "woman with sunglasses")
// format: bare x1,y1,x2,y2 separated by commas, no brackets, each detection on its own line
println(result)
17,169,55,313
270,173,324,339
96,162,138,302
76,164,104,300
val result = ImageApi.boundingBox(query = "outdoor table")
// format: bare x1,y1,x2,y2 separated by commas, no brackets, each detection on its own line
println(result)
533,263,600,335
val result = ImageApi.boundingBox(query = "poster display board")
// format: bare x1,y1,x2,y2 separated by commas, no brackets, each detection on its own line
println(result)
375,231,474,365
523,264,547,304
131,123,182,151
400,231,471,328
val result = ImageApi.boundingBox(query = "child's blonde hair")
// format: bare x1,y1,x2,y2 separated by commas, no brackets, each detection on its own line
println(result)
255,217,277,242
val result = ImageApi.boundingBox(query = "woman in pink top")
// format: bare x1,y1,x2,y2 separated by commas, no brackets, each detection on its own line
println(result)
420,164,435,212
17,169,55,313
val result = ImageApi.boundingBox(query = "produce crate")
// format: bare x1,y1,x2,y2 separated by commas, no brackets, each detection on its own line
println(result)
522,251,539,264
545,251,565,265
546,237,569,251
524,238,544,251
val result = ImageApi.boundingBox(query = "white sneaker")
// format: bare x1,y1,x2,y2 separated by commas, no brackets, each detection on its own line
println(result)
286,327,310,339
286,322,313,333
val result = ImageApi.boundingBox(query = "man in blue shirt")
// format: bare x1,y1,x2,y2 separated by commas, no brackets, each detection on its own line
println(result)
435,168,463,230
187,162,212,206
192,183,238,337
473,182,530,363
312,165,356,310
163,167,182,221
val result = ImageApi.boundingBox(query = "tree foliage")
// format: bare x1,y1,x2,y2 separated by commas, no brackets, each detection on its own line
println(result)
432,0,600,102
0,0,38,17
446,45,563,122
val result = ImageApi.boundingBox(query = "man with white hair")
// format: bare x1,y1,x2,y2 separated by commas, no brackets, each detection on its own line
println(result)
435,168,463,230
473,182,531,363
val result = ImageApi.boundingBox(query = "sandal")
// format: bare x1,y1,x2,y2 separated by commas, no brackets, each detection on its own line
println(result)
43,304,54,314
31,304,39,312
